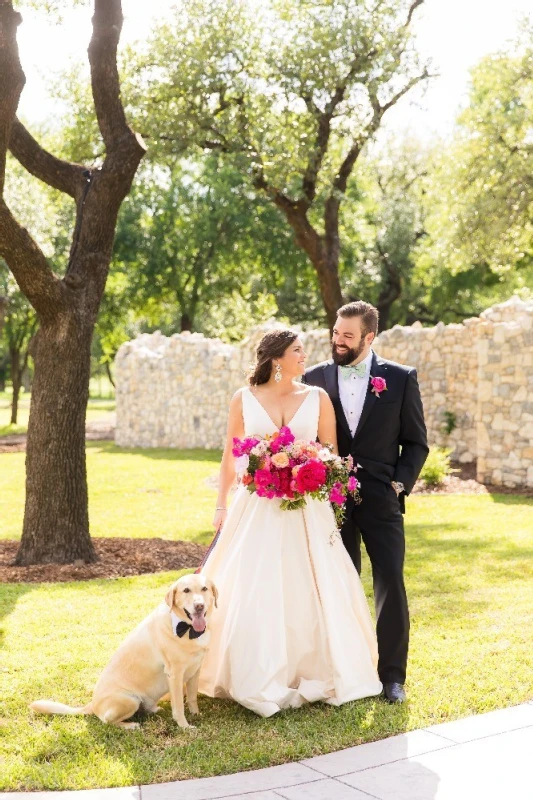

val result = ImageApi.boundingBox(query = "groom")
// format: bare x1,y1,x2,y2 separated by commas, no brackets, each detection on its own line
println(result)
303,301,428,703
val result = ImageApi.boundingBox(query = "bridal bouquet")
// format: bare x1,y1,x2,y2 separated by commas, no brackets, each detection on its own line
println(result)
232,426,360,527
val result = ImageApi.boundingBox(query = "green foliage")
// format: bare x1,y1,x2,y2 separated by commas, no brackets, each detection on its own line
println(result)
99,155,313,345
441,411,457,437
412,23,533,320
126,0,426,195
420,447,454,487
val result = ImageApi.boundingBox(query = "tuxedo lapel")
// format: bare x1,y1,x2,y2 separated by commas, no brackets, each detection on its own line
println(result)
324,362,352,440
353,353,387,439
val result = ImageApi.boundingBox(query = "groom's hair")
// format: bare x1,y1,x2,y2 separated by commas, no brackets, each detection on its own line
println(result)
337,301,379,337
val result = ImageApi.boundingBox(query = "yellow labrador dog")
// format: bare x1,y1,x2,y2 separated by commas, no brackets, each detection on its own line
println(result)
30,573,218,730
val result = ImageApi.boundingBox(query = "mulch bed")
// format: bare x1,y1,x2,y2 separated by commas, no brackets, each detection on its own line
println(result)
412,461,533,497
2,463,530,585
0,537,207,584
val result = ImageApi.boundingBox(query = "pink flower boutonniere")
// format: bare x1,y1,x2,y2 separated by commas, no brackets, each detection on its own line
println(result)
370,376,387,397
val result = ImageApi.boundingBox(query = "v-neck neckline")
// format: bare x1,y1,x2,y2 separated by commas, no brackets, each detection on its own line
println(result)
248,387,314,432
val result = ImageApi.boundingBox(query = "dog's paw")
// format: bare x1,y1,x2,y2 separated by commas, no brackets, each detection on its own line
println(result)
120,721,141,731
173,717,192,729
188,705,200,716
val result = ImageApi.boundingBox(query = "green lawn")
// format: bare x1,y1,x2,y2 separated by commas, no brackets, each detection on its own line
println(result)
1,445,532,790
0,392,115,437
1,443,221,544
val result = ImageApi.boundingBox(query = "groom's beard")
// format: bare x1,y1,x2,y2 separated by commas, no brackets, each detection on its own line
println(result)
331,339,365,366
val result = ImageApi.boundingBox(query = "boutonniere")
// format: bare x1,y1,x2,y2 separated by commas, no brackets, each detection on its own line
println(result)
370,376,387,397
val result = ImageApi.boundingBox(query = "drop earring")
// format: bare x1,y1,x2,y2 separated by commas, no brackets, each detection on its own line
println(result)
274,363,282,383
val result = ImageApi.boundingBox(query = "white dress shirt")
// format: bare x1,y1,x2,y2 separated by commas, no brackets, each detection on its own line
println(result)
338,350,374,437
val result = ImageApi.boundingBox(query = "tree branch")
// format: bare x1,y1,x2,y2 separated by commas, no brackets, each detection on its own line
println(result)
8,118,87,199
88,0,141,154
380,68,431,116
0,2,66,319
0,200,66,318
405,0,424,28
300,47,378,208
0,1,25,197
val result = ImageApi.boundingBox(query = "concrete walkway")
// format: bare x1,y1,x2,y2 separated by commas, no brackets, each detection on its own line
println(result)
4,702,533,800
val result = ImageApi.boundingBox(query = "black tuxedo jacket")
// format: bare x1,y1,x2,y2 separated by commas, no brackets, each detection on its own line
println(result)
303,353,429,496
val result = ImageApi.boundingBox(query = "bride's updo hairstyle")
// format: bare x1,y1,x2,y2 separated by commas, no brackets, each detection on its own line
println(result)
248,329,299,386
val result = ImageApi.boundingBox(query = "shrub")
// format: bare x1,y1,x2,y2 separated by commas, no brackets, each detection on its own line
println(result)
420,447,453,487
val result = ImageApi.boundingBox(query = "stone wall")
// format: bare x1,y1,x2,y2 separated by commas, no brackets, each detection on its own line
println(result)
115,297,533,488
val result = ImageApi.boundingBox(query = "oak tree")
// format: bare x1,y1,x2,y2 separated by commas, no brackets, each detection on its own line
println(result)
0,0,146,564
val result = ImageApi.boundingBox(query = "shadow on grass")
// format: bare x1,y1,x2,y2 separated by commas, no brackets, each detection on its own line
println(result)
405,519,533,606
23,693,415,790
487,494,533,506
0,583,35,650
87,442,222,463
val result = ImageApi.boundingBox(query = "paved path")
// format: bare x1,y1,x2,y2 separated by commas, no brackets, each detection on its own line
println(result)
4,702,533,800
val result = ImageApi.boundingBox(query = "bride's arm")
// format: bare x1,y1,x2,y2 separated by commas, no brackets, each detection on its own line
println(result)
317,389,338,454
213,389,245,532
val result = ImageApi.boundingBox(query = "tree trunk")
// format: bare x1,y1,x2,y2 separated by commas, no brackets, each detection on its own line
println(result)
375,248,402,332
9,345,20,424
312,249,344,331
281,203,344,330
0,296,7,335
180,311,193,332
15,314,96,565
105,360,115,389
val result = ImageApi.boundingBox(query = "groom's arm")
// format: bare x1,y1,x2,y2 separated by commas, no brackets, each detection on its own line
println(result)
394,369,429,495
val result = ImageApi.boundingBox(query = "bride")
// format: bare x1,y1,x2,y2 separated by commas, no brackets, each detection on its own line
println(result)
198,329,382,717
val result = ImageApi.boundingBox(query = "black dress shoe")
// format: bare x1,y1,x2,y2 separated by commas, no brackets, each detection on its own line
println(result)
383,682,406,703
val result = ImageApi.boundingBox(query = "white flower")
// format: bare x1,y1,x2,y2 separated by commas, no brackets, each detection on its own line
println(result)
318,448,334,462
235,454,250,475
251,441,268,456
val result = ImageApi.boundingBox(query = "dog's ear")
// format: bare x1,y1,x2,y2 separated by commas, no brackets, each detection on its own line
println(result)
207,579,219,608
165,585,177,609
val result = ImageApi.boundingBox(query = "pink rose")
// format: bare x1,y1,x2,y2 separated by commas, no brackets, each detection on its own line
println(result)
370,376,387,396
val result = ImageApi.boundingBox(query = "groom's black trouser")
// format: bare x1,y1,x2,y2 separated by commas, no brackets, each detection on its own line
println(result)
341,470,409,686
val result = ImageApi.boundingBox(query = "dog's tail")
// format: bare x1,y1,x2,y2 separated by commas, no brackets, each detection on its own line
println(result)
30,700,92,716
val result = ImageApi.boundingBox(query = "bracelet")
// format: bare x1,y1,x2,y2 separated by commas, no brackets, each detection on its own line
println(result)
216,507,227,511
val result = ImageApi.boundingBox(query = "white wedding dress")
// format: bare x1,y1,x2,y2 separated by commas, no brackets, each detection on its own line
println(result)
198,385,382,717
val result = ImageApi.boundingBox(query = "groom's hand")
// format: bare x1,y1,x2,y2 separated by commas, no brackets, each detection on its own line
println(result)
391,481,405,497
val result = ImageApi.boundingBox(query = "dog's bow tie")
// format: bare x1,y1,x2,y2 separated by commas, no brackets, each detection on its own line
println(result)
171,610,205,639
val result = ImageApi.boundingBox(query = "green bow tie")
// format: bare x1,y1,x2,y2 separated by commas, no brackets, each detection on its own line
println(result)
340,363,367,380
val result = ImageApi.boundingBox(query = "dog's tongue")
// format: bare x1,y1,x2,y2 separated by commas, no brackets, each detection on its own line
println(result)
192,612,206,633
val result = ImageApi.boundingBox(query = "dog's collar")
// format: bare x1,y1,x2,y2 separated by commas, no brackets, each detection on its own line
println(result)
170,610,206,640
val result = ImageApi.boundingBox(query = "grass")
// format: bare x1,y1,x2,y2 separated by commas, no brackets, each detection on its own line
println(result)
1,445,532,790
0,391,115,437
0,443,221,544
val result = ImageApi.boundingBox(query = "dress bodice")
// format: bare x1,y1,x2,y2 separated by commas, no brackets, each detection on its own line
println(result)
242,385,320,441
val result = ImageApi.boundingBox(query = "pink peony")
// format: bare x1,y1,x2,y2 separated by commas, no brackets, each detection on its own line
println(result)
295,459,327,493
328,481,345,505
270,426,295,453
347,475,359,493
232,436,260,457
276,467,294,498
